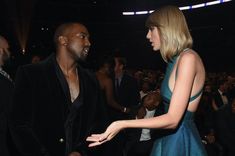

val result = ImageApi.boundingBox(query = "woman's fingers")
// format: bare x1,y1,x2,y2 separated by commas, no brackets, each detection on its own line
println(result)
86,134,100,141
88,141,103,147
87,134,110,147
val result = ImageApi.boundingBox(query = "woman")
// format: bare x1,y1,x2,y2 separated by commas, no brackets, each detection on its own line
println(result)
87,5,207,156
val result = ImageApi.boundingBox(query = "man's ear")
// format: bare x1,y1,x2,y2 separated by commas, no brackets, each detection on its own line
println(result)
58,36,68,46
0,48,3,55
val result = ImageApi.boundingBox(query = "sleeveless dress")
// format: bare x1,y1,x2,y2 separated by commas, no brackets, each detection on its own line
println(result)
150,55,207,156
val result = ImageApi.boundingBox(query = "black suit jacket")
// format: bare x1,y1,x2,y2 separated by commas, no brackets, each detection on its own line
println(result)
216,104,235,156
9,54,107,156
113,73,140,120
213,90,227,109
0,72,13,156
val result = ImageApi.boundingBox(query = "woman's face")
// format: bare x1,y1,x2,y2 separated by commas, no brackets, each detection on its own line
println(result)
146,26,161,51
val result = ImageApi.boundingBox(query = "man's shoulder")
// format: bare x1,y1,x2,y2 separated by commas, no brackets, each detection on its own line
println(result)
19,55,53,72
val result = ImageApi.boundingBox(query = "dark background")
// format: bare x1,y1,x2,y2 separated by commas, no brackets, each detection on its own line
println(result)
0,0,234,72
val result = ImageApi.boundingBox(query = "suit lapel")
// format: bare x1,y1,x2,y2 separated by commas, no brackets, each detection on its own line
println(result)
41,54,69,120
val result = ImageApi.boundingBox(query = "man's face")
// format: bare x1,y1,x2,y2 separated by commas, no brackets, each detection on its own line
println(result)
114,58,123,74
143,92,161,110
66,24,91,62
0,37,10,64
232,99,235,113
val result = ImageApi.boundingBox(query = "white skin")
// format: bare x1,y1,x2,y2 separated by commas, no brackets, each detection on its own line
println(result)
86,26,205,147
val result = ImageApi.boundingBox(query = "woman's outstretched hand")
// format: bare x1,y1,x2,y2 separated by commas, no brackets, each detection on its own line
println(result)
86,121,124,147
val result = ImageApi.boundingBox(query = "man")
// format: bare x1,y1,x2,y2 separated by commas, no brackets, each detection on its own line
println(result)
127,91,164,156
0,35,13,156
113,56,140,120
212,79,229,111
216,95,235,156
112,56,140,156
9,23,107,156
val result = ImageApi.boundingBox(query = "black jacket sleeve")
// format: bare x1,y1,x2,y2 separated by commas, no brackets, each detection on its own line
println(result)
9,66,50,156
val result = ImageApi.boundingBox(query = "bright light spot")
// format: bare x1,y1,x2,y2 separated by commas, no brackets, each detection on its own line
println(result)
179,6,191,10
135,11,148,15
22,49,25,54
206,0,221,6
123,12,135,15
122,0,233,15
192,3,206,9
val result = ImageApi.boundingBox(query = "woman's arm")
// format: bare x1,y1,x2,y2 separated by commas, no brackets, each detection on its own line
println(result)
120,53,197,129
87,53,198,146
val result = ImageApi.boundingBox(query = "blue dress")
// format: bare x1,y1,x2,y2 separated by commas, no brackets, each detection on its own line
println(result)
150,55,207,156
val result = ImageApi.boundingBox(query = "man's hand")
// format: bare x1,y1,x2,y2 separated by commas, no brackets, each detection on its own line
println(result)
136,106,146,119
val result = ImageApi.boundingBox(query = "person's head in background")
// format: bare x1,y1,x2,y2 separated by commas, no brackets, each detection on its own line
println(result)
114,56,127,78
0,35,10,67
231,96,235,114
31,55,42,64
204,83,212,93
217,79,228,93
96,55,115,77
141,78,151,93
142,91,161,111
145,5,193,62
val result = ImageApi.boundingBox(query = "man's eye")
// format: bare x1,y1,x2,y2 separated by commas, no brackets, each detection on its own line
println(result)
75,33,87,39
79,35,86,39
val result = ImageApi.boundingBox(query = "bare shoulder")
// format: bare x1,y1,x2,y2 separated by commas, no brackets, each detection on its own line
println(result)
180,49,198,59
100,75,112,86
179,49,203,65
179,49,205,80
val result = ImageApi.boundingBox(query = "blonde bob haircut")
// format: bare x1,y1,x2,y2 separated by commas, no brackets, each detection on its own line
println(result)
146,5,193,62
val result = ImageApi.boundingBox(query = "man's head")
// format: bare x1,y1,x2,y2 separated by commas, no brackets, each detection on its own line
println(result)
0,35,10,67
142,91,161,111
217,79,228,93
54,22,91,62
232,97,235,113
31,55,41,64
97,56,115,76
114,57,126,76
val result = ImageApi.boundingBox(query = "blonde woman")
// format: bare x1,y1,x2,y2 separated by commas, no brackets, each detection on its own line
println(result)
87,5,207,156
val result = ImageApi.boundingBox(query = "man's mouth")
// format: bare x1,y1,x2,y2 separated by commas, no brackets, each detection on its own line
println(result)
83,47,89,56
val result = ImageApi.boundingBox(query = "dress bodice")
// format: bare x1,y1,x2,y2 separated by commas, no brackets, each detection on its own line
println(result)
151,51,207,156
160,54,203,116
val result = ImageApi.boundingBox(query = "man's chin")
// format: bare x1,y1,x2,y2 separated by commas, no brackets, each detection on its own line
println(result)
76,57,87,64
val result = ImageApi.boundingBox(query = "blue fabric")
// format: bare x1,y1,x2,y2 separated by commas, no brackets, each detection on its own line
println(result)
150,55,207,156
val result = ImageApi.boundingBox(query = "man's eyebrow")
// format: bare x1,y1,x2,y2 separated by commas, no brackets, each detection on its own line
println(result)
79,32,89,36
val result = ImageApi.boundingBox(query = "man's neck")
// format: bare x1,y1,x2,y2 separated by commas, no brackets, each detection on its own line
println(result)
56,55,77,75
115,71,124,79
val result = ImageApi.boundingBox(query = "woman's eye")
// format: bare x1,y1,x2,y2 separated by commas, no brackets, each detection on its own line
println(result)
149,27,154,31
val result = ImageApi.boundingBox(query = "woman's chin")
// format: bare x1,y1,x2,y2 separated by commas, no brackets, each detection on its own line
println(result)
153,47,159,51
